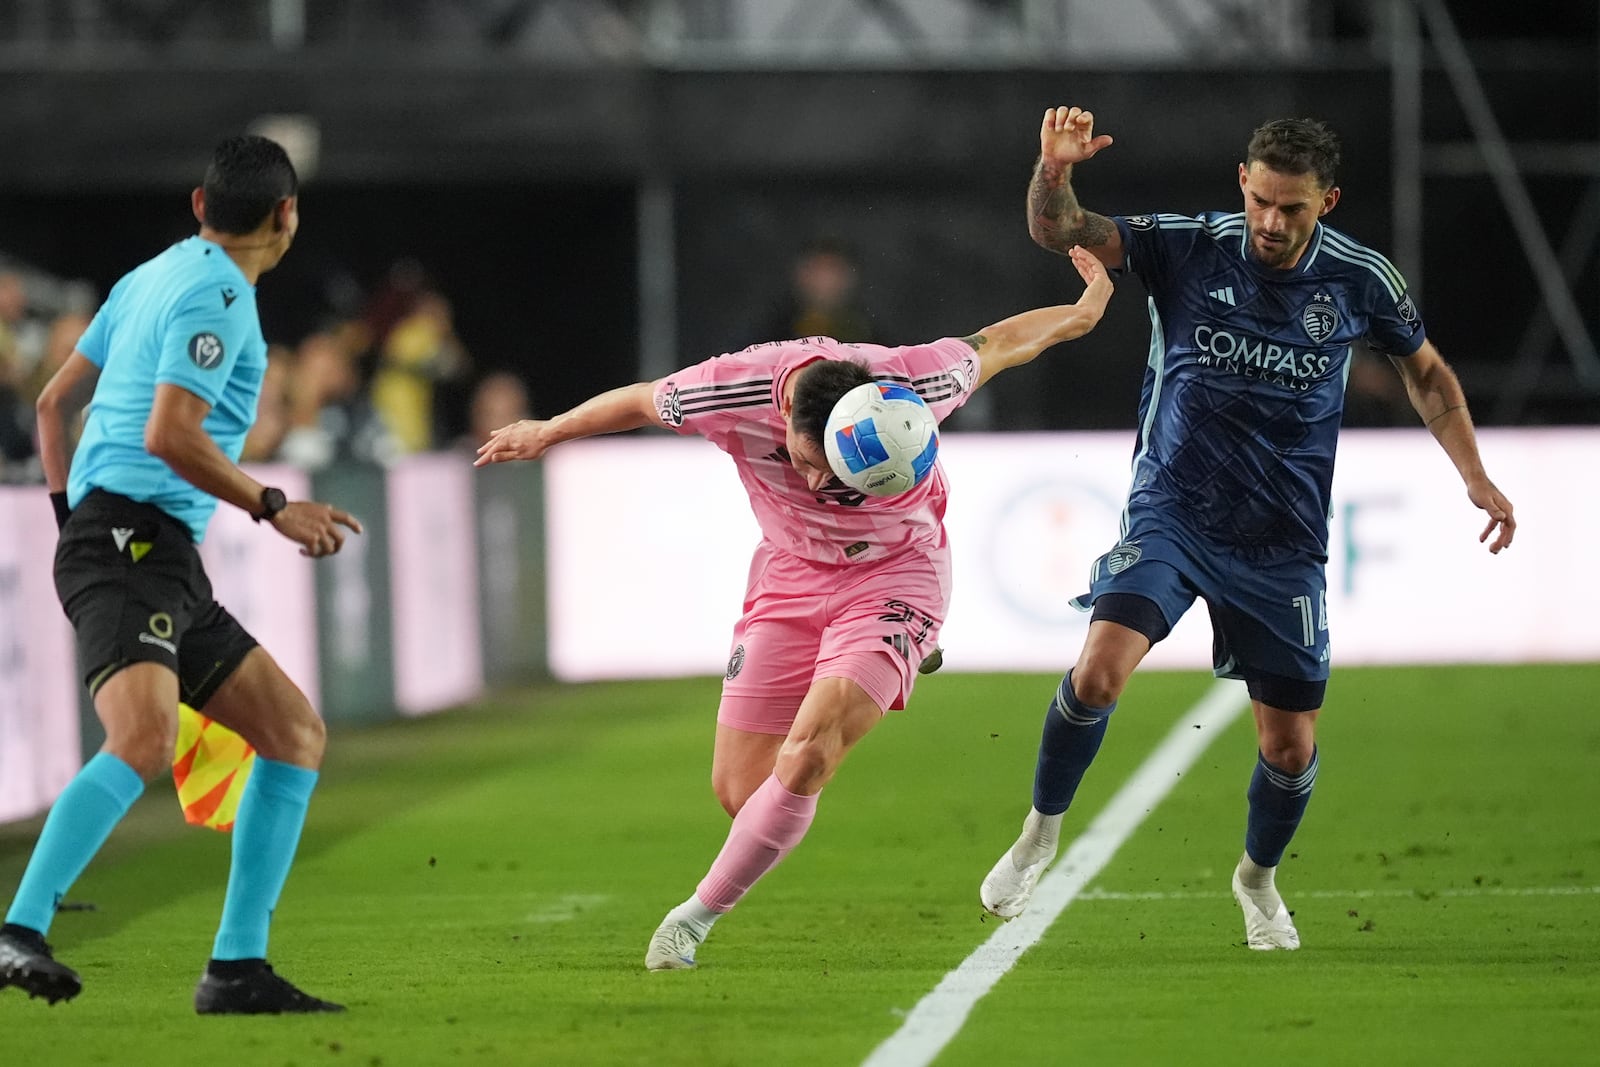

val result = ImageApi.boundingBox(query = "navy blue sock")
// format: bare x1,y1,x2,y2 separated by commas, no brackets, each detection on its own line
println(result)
1244,747,1319,867
1031,671,1115,816
6,753,145,935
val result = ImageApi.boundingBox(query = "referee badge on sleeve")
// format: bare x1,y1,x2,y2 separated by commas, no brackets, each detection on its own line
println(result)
188,332,225,369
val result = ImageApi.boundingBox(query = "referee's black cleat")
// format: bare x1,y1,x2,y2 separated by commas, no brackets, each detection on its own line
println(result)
0,924,82,1005
194,959,346,1015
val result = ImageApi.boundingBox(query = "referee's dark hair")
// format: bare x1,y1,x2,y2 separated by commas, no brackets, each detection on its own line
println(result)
202,135,298,235
791,358,875,447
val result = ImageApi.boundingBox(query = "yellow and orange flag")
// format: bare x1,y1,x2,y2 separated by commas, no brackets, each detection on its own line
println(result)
171,704,256,831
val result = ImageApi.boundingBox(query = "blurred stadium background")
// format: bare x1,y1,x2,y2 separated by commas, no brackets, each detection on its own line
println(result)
1,2,1597,1064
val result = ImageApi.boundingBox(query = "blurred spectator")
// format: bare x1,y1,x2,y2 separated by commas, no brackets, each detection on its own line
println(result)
754,237,879,344
0,272,42,473
0,388,30,472
278,328,397,469
28,310,93,401
241,344,294,462
360,257,430,355
7,309,98,477
463,371,531,449
370,289,470,453
0,270,48,381
1341,348,1413,428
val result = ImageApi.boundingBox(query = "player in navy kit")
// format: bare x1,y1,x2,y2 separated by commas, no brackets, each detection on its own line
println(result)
979,106,1516,949
0,136,360,1010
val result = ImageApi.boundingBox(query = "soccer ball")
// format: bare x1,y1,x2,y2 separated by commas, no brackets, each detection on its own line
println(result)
823,381,939,497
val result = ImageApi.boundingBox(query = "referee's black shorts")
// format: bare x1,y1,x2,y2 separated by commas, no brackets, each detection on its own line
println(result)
54,489,258,708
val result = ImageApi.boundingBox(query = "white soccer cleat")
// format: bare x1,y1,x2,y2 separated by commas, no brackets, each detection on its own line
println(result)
980,837,1057,919
644,914,705,971
1231,861,1301,951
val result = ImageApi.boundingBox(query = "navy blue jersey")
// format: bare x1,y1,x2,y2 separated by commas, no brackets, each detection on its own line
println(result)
1112,211,1425,556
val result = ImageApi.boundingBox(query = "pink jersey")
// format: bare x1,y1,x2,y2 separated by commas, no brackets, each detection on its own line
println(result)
652,336,979,566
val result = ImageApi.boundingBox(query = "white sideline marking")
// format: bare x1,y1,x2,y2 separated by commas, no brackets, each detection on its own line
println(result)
862,679,1249,1067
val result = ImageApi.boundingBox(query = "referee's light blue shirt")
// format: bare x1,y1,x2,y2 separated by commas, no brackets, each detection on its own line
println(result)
69,236,269,543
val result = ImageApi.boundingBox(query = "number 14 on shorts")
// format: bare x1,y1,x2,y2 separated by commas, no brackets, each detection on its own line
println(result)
1290,589,1329,647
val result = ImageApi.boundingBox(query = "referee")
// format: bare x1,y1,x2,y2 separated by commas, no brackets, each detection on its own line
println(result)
0,135,360,1014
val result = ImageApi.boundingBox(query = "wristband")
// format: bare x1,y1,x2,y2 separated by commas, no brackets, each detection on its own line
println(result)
50,491,71,531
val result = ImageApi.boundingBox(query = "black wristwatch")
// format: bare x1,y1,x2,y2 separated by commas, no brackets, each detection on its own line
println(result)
253,486,288,524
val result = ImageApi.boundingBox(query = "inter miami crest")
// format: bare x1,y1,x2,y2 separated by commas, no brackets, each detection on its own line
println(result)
725,643,745,680
1301,292,1340,344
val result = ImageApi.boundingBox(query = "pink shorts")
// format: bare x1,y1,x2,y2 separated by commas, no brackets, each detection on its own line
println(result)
716,537,952,735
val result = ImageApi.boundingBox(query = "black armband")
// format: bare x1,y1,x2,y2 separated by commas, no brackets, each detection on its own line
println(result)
50,491,71,531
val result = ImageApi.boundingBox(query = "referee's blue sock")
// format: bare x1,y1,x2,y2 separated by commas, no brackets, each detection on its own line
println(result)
1244,747,1319,868
1032,671,1116,817
5,753,145,936
212,758,318,961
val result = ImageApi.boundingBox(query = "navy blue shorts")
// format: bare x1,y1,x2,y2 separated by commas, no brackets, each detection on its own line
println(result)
1071,516,1329,706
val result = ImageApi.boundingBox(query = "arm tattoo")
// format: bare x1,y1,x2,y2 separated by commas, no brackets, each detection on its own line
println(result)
1027,157,1115,255
960,333,988,352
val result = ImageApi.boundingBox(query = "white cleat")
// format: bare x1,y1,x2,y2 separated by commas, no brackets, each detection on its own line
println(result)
645,915,704,971
980,838,1058,919
1231,862,1301,951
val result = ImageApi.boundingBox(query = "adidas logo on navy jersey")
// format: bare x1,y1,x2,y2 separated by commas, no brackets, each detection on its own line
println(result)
1208,286,1236,306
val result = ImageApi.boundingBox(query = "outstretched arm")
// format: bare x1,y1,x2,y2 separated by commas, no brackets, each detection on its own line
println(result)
474,381,664,466
967,246,1112,392
1027,106,1125,270
147,384,362,557
1389,340,1515,553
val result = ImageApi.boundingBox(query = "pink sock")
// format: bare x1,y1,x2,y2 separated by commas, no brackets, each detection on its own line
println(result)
695,774,818,913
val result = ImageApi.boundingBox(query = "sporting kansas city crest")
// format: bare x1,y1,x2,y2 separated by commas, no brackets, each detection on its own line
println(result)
1106,543,1142,574
1301,292,1341,343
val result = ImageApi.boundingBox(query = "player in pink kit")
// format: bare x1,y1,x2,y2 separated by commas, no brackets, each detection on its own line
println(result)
476,245,1111,970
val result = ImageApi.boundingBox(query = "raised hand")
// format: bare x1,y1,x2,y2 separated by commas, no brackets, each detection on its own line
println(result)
1068,245,1113,308
271,501,363,559
1041,106,1114,168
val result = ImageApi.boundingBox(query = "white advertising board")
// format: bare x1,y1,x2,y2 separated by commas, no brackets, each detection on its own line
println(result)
544,429,1600,680
0,489,81,823
198,463,321,709
388,454,484,716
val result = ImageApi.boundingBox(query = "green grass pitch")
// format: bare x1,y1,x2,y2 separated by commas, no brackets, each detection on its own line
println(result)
3,664,1597,1065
